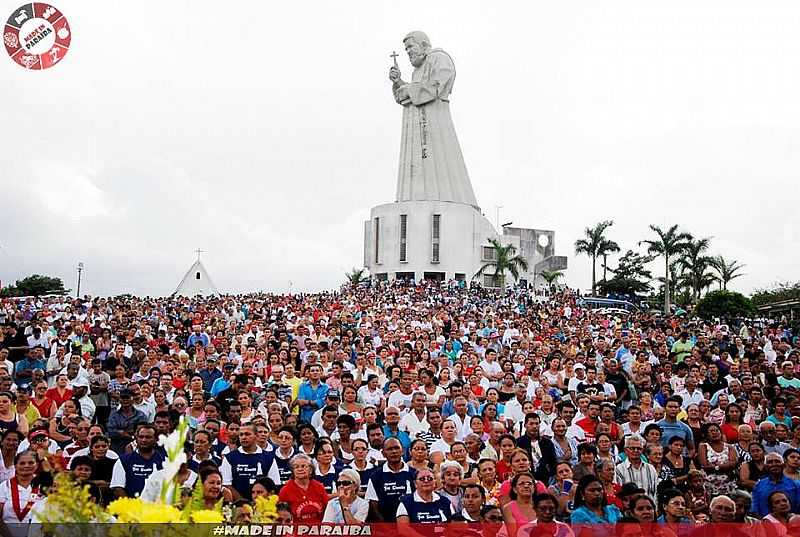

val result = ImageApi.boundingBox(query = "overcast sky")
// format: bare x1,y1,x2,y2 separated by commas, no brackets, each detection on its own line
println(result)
1,1,798,297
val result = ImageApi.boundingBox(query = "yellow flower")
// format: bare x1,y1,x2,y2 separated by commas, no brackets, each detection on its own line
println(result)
138,503,184,523
191,510,224,524
252,495,278,523
108,498,183,523
107,497,145,522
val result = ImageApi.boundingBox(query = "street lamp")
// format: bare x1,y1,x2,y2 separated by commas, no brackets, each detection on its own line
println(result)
76,262,84,298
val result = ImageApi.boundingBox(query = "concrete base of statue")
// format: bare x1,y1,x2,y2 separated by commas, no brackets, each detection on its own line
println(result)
363,200,498,283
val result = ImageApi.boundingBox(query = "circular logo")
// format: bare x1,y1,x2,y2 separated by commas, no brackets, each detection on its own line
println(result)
4,3,70,70
537,234,551,249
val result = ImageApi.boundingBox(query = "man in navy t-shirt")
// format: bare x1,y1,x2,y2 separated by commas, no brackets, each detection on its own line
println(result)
365,437,416,521
220,423,275,500
110,424,165,498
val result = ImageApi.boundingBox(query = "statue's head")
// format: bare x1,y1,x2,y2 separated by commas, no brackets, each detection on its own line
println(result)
403,31,431,68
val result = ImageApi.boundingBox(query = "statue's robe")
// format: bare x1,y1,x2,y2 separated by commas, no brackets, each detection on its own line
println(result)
393,49,479,208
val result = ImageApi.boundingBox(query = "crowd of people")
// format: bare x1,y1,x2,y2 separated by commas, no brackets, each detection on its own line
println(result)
0,279,798,536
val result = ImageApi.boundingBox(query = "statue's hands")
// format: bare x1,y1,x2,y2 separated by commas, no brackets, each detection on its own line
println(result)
389,66,402,83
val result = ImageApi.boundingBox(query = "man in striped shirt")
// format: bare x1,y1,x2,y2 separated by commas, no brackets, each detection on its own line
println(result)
415,408,442,449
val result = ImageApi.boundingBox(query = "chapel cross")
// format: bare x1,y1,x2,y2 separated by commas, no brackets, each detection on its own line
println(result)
195,248,205,261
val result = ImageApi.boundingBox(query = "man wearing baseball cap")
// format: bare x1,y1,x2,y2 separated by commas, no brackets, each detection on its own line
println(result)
70,376,96,421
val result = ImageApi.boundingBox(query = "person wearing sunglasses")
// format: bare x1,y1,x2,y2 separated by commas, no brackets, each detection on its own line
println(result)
396,468,454,526
322,468,369,523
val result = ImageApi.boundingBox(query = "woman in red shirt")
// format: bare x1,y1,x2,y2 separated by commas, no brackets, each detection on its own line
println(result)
278,453,328,523
31,381,57,419
44,374,72,408
495,435,518,482
720,402,744,443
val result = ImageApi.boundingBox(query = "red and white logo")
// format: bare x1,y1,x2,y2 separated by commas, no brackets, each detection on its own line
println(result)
4,3,70,70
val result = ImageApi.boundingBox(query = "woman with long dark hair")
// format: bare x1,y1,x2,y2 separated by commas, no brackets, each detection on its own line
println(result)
0,392,27,437
663,436,694,491
721,403,745,442
570,474,621,524
738,441,766,490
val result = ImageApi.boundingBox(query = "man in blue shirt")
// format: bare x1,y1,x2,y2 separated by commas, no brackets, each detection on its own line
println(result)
365,438,416,521
14,347,46,387
751,452,800,516
382,406,411,451
198,356,222,393
186,325,210,347
657,396,695,456
220,424,275,500
110,424,165,498
441,382,477,418
295,364,328,423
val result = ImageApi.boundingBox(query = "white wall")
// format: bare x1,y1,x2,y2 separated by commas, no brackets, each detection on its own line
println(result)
365,200,498,281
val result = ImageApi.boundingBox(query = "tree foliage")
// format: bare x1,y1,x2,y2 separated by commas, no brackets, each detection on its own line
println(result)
695,290,756,319
540,270,564,285
0,274,67,297
344,268,368,287
710,256,745,291
597,250,654,296
640,225,692,314
675,237,716,302
574,220,618,296
751,281,800,306
540,270,564,291
475,239,529,287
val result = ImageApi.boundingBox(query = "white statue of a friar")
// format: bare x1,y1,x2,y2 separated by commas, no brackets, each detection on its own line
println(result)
389,31,480,209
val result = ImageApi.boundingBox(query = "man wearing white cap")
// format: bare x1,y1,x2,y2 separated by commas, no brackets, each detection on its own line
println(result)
567,363,587,404
69,376,96,420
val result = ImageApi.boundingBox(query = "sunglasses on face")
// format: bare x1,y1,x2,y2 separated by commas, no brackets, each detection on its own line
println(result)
417,476,435,483
336,480,353,487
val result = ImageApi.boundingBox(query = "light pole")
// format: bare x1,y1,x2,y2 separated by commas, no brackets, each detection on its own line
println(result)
76,262,84,298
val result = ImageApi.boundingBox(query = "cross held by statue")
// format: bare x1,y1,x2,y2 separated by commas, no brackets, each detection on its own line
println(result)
390,50,399,68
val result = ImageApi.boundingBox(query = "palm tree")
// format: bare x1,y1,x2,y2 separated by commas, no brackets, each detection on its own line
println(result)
540,270,564,289
640,224,692,314
344,267,368,287
574,220,617,296
676,237,715,302
657,260,685,306
474,238,529,288
711,256,745,291
598,238,621,282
